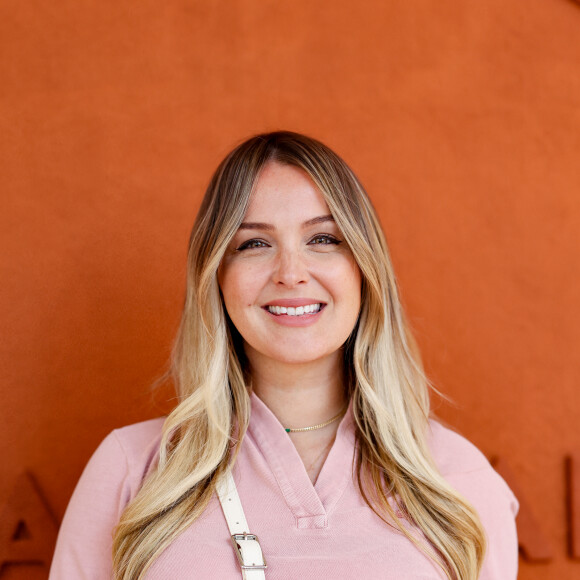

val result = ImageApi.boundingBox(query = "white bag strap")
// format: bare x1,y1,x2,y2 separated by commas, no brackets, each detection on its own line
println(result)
216,469,267,579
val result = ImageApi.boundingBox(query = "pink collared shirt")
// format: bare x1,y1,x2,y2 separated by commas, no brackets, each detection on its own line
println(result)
50,394,519,579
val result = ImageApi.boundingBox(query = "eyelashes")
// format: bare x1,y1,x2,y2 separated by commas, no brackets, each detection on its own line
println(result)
309,234,341,246
236,234,341,252
236,239,269,251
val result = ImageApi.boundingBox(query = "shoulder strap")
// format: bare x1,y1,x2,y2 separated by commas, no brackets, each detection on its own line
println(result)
216,469,267,580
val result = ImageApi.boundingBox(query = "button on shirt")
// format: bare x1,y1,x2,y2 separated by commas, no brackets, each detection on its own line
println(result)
50,393,519,579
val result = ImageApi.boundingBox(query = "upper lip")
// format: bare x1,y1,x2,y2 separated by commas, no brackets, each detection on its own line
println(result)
262,298,326,308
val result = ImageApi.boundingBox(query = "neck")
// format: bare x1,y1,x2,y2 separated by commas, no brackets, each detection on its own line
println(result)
246,347,347,430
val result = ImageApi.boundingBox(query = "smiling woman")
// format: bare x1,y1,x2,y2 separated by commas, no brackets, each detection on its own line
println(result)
219,162,362,371
49,131,518,580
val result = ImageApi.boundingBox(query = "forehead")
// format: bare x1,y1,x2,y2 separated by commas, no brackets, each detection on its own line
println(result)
244,162,330,221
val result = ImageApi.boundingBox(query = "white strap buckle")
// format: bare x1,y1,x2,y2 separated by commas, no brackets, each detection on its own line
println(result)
217,470,267,578
231,533,267,570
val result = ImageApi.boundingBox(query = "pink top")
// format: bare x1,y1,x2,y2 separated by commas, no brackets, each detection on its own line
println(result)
50,394,519,579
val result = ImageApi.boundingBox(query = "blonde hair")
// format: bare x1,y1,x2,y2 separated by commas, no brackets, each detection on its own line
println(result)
112,131,486,579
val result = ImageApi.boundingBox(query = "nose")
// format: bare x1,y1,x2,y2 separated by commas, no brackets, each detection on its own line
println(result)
271,248,309,287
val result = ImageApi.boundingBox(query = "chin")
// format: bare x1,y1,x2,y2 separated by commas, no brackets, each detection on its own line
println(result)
265,348,337,366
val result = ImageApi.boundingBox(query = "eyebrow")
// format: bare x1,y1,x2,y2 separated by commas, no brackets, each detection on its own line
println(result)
238,214,335,231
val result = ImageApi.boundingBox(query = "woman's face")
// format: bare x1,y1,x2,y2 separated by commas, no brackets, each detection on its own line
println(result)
218,162,362,367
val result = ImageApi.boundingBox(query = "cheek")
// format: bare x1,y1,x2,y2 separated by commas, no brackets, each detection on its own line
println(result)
338,263,363,320
219,263,264,312
323,257,362,299
345,257,363,297
218,266,240,314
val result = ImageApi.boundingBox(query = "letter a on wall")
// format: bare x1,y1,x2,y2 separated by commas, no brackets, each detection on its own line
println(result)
0,472,58,573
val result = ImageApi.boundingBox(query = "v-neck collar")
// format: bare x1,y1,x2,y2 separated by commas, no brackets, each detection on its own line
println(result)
247,392,356,529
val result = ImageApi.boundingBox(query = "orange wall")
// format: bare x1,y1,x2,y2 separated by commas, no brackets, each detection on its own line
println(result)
1,1,579,578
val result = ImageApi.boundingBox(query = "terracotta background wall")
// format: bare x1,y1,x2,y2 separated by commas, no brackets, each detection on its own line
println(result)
1,1,579,578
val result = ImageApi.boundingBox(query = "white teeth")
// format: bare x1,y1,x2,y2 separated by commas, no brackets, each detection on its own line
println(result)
267,303,322,316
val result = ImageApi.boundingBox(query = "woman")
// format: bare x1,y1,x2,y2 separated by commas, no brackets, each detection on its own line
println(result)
50,131,518,579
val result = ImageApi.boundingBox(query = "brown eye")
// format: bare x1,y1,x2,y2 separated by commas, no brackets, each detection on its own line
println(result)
237,239,269,251
309,234,340,245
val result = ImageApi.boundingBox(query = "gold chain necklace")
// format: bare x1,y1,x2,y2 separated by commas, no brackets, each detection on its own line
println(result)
284,408,346,433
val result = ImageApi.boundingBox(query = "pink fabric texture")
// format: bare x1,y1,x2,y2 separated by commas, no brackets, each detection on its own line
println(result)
50,394,519,579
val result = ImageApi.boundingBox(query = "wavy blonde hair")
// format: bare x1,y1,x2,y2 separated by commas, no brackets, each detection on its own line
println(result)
112,131,486,579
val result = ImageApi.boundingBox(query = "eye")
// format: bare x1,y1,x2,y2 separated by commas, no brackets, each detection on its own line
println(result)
236,238,270,251
308,234,341,246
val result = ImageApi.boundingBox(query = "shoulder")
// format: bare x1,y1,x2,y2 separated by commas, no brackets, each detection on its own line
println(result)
77,417,166,506
426,420,520,578
427,419,490,476
426,418,519,520
111,416,166,442
49,418,166,578
108,417,166,475
96,417,166,495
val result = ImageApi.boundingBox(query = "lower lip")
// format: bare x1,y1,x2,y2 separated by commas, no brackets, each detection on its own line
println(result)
263,305,326,327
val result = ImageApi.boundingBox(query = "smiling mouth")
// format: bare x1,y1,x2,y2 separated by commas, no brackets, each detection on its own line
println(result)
264,303,325,316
